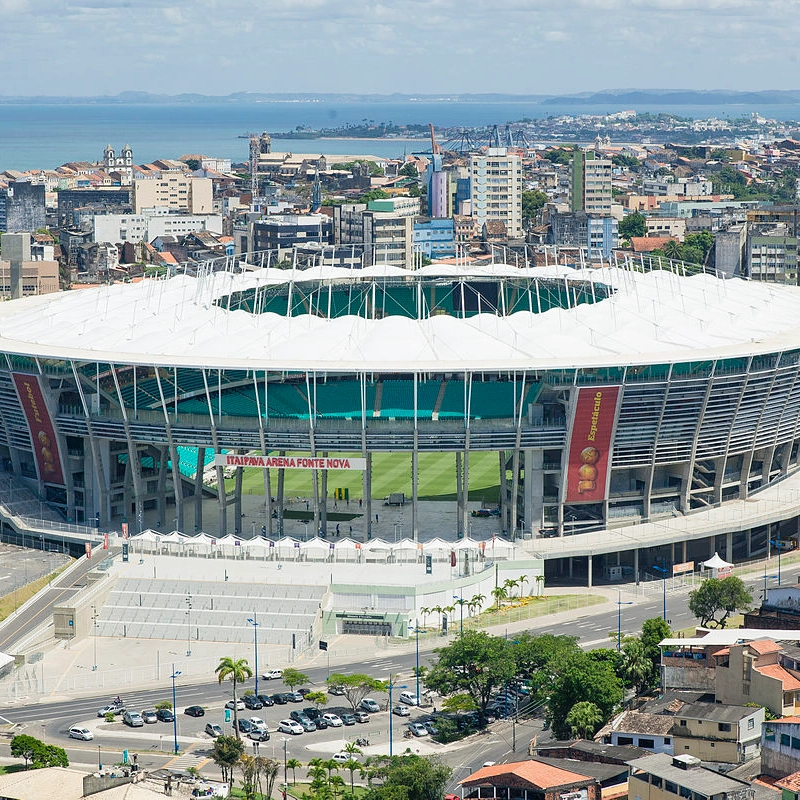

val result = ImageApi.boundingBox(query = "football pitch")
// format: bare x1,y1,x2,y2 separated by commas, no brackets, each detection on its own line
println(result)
233,451,501,503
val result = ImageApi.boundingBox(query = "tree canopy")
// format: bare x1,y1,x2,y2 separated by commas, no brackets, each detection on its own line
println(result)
10,735,68,770
215,656,253,737
424,630,516,716
522,190,548,221
326,673,386,710
210,735,245,787
688,576,752,628
282,668,310,690
363,754,451,800
619,211,647,239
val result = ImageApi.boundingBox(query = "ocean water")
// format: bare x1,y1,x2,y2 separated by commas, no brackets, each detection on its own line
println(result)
1,99,799,172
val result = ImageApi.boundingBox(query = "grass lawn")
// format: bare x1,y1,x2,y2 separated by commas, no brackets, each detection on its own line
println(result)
0,765,26,775
287,783,369,800
229,451,501,503
0,562,73,623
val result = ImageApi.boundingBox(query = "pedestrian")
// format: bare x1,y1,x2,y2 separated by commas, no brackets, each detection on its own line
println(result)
359,498,362,508
336,524,340,536
349,525,352,535
375,513,379,523
306,500,309,511
282,790,287,800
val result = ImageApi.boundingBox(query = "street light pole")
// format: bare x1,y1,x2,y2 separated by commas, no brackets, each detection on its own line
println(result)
409,622,426,705
616,591,633,652
171,664,182,755
282,737,288,787
248,614,260,699
186,595,192,656
453,592,464,635
91,604,98,671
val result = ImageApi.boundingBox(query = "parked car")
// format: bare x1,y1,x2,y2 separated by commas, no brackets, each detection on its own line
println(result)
225,699,245,711
257,694,275,707
286,692,304,703
238,719,253,734
272,693,288,705
298,718,316,732
398,691,418,706
123,711,144,727
423,720,438,736
322,713,343,727
408,722,428,737
277,719,304,735
262,670,283,680
249,727,270,741
304,708,322,720
156,708,175,722
332,752,357,764
392,705,410,717
328,684,345,696
340,713,356,726
184,705,205,717
243,696,263,710
69,726,94,741
354,710,370,723
290,710,311,724
205,723,223,738
311,716,328,729
360,698,380,713
141,710,158,724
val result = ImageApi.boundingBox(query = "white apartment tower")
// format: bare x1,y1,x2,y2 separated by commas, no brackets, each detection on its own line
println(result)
469,148,523,238
570,150,613,214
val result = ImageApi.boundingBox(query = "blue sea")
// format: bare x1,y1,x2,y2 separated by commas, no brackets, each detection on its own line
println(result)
1,99,800,172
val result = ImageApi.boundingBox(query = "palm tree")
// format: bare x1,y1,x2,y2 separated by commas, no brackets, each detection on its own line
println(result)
622,639,653,694
419,607,431,629
491,586,508,609
322,759,340,780
470,594,485,616
664,239,682,261
534,574,545,596
215,656,253,738
343,742,362,757
431,605,443,633
286,757,302,785
503,578,518,599
343,758,361,796
517,574,528,599
566,701,604,739
330,774,347,800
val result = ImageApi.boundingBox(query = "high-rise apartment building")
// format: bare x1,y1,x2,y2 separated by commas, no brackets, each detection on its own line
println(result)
570,150,613,214
133,175,212,214
469,148,523,239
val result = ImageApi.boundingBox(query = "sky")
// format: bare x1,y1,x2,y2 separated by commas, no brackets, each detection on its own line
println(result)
0,0,797,97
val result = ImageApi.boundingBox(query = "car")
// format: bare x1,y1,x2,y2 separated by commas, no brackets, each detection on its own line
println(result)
249,727,270,741
156,708,175,723
392,705,410,717
322,713,343,727
340,713,356,726
360,698,380,713
262,669,283,680
471,508,492,518
243,696,263,710
123,711,144,727
271,693,288,705
354,711,370,723
205,723,223,738
249,716,267,729
286,692,304,702
298,688,312,697
277,719,304,735
184,705,205,717
399,691,418,706
408,722,428,737
423,720,438,736
328,684,345,696
298,718,316,732
141,710,158,724
290,710,311,724
257,694,275,707
238,719,253,734
332,752,357,764
304,707,322,720
225,699,246,711
69,726,93,741
97,702,125,718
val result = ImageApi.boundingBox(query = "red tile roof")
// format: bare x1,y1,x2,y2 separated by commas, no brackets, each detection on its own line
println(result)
755,664,800,690
776,771,800,793
462,760,591,790
629,236,678,253
749,640,782,655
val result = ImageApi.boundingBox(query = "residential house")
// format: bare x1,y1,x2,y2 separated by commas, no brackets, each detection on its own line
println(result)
745,585,800,630
597,711,675,754
462,760,600,800
627,754,754,800
670,702,763,764
762,718,800,778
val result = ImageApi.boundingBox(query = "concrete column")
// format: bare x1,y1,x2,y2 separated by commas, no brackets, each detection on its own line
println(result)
455,452,463,536
746,528,752,558
587,555,593,588
568,557,573,578
524,449,543,539
2,232,30,300
365,453,372,538
682,540,687,562
194,447,205,531
277,452,286,536
726,531,733,562
234,460,243,534
634,549,639,584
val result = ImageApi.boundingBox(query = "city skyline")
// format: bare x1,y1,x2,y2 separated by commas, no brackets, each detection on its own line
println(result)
0,0,796,97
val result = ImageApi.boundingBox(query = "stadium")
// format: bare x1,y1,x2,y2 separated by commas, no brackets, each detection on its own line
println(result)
1,252,800,587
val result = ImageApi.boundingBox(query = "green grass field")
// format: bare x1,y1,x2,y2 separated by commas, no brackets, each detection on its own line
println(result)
229,451,501,503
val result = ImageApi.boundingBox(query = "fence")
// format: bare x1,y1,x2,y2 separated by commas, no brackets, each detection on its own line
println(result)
461,593,607,630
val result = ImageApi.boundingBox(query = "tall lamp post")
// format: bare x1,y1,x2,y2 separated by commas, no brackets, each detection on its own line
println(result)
247,614,260,699
616,591,634,652
452,593,465,635
91,604,99,672
185,595,193,657
408,622,427,705
386,674,407,757
770,540,783,585
171,665,182,754
282,737,289,787
652,562,668,621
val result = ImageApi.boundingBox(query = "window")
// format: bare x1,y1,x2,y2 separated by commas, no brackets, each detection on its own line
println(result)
792,737,800,750
664,737,671,745
718,723,731,732
651,777,662,789
618,736,634,746
679,720,687,727
638,738,655,750
748,718,755,730
665,781,678,795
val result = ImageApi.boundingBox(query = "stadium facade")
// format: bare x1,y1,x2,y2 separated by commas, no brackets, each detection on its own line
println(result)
1,254,799,581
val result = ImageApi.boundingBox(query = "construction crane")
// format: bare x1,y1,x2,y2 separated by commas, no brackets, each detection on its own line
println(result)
429,123,441,155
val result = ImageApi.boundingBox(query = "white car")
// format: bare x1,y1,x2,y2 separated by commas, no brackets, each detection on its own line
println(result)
360,698,380,713
392,705,410,717
332,752,357,764
277,719,304,735
262,670,283,680
322,713,343,727
225,699,245,711
249,717,267,729
398,691,418,706
69,726,94,741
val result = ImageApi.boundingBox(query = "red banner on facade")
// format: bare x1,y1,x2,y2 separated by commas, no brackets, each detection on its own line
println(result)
103,533,109,550
85,543,92,560
12,373,65,486
564,386,621,504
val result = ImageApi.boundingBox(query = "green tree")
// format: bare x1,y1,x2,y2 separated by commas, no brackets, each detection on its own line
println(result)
398,163,418,177
522,190,548,221
10,735,42,769
343,758,362,796
619,212,646,239
566,701,604,739
215,656,253,738
684,231,714,259
209,735,245,786
663,239,683,260
543,148,573,165
688,576,752,628
490,586,507,609
612,154,642,170
282,668,310,690
359,189,390,203
641,618,671,680
440,693,477,713
327,673,386,711
362,754,451,800
511,633,581,704
305,690,329,710
547,652,623,739
424,630,515,717
286,757,302,785
184,158,201,171
621,639,653,695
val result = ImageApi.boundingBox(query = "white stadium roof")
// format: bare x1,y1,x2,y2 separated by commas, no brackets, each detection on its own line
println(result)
0,263,798,371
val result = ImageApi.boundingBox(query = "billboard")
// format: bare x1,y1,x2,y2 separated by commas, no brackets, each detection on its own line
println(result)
564,386,621,504
214,454,366,471
12,373,65,485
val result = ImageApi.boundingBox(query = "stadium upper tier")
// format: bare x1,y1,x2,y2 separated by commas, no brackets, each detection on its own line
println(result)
0,261,798,372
